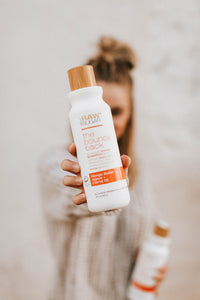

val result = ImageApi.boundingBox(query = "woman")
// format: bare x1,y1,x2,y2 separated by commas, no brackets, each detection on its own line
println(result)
39,36,167,300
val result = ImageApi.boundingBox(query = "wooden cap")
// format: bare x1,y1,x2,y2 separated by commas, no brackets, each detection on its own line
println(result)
67,65,96,91
154,220,170,238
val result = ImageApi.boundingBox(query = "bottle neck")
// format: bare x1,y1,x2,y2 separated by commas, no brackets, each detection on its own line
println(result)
150,233,170,247
68,86,103,105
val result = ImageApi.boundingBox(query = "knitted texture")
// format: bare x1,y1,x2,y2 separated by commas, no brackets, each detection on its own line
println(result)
38,145,154,300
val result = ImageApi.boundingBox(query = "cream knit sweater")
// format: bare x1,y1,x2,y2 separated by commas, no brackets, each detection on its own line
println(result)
38,145,154,300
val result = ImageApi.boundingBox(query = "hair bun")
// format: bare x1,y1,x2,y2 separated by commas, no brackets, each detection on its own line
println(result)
97,36,136,71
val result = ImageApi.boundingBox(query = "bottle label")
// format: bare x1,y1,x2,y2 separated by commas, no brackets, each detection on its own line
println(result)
89,167,125,186
70,103,129,206
80,111,125,184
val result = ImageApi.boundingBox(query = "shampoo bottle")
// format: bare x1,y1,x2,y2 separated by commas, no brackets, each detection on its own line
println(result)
127,220,170,300
67,65,130,213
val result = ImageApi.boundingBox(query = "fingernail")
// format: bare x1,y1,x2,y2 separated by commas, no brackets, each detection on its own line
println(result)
63,176,68,185
73,164,80,172
75,177,83,185
60,161,65,169
68,143,73,152
81,193,86,201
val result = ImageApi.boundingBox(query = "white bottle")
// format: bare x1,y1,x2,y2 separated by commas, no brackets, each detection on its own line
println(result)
127,220,170,300
67,65,130,213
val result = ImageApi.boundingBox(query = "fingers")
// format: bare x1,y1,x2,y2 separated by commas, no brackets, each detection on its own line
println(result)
67,142,77,157
121,155,131,179
154,272,166,285
158,263,168,274
61,159,80,174
153,274,166,290
153,264,168,287
62,175,86,205
62,175,83,187
72,192,87,205
61,154,82,195
121,155,131,170
62,143,86,206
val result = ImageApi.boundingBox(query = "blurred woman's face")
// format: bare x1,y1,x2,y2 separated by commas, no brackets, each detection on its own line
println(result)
97,80,132,140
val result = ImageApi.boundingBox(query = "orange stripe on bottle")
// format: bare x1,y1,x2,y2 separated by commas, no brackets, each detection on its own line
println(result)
89,167,125,186
131,280,157,293
81,124,103,130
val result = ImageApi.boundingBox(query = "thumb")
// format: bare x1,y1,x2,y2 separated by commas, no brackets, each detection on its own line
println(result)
67,142,77,157
121,155,131,177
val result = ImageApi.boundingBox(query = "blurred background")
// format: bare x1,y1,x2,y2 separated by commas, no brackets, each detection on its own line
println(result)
0,0,200,299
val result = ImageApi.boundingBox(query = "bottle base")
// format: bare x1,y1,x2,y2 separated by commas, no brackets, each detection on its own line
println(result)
87,186,130,213
127,286,155,300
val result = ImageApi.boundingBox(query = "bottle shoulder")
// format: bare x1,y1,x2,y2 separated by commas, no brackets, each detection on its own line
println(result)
68,86,102,104
69,97,111,115
142,237,169,255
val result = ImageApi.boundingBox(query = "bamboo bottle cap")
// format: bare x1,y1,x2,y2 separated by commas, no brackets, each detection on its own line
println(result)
67,65,96,91
154,220,170,238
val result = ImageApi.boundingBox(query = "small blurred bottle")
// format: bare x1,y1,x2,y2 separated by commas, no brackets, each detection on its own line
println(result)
127,220,170,300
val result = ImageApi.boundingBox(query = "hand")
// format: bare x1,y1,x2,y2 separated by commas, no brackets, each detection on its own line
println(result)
153,263,168,292
61,142,131,206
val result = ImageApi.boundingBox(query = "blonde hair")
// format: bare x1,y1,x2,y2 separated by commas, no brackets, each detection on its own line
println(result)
86,36,137,187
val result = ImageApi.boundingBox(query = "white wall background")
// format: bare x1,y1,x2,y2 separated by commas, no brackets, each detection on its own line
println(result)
0,0,199,299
